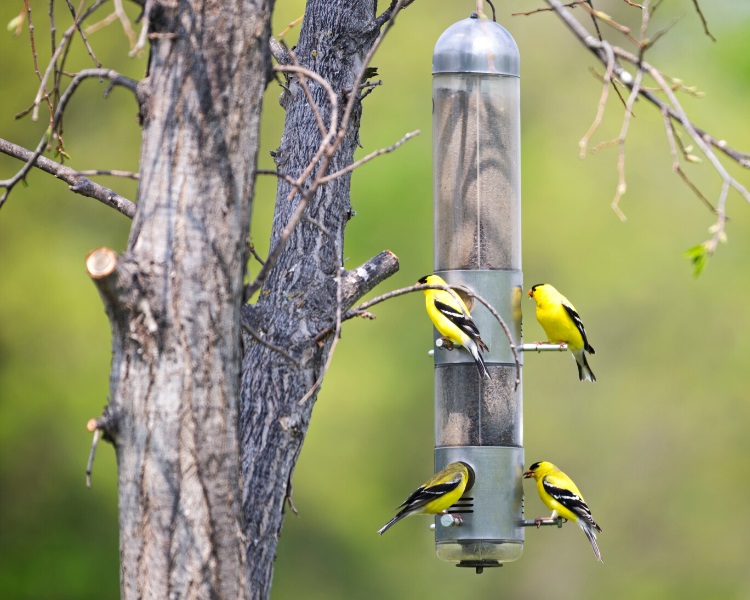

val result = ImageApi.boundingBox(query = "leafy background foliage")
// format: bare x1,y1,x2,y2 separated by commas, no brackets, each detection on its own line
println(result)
1,1,749,598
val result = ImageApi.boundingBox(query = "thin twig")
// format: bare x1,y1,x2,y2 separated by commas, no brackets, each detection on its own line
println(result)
76,169,139,179
299,267,344,404
610,65,643,221
248,5,409,298
544,0,750,168
286,49,327,137
242,322,299,365
26,0,108,122
317,282,521,387
129,0,153,57
0,137,136,217
513,2,579,17
85,0,138,47
691,0,715,42
278,15,303,39
64,0,101,68
48,0,56,54
274,62,338,201
578,1,640,45
248,243,266,266
26,0,52,121
464,287,522,389
86,426,101,488
579,43,615,158
660,107,716,213
320,130,420,183
1,69,138,211
542,0,750,230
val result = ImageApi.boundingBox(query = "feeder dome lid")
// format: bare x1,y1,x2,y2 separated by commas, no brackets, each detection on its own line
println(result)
433,15,519,77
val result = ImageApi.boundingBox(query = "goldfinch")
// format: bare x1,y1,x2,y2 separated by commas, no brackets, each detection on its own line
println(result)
418,274,490,380
378,461,472,535
523,461,603,561
528,283,596,382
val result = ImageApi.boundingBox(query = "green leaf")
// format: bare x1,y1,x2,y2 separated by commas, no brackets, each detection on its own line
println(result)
684,243,709,277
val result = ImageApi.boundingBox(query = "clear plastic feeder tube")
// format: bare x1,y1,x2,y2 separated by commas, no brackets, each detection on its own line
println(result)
433,19,521,271
431,15,524,567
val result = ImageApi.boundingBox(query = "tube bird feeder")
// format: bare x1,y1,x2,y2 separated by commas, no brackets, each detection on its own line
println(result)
431,14,524,571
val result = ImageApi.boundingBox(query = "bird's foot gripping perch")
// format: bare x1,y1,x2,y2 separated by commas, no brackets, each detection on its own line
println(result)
438,512,463,528
521,516,565,528
436,337,456,351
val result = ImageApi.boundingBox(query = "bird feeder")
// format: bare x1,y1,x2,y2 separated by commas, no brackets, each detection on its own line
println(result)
431,14,524,570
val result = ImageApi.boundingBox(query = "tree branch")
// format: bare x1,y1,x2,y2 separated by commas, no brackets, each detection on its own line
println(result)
315,281,521,387
0,137,136,218
320,130,420,183
0,68,138,213
543,0,750,168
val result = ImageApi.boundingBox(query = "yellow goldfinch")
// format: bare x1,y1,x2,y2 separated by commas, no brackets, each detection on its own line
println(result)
523,461,603,561
418,274,490,380
528,283,596,382
378,461,472,535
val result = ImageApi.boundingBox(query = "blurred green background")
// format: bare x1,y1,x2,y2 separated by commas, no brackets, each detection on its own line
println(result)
2,1,750,598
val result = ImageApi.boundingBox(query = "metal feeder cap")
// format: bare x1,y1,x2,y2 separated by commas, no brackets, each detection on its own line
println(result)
433,16,519,77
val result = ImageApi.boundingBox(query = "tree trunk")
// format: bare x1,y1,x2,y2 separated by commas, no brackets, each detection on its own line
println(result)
89,0,402,597
239,1,399,598
88,1,273,598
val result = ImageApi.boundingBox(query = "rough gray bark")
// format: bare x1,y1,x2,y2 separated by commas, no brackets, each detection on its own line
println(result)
89,1,273,598
239,1,400,597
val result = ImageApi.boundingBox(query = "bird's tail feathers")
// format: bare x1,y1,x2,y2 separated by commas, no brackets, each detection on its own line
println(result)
476,336,489,353
579,520,603,562
377,513,404,535
468,341,491,380
573,349,596,382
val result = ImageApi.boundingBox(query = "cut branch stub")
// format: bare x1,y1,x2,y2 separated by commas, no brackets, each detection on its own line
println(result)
86,247,118,279
339,249,400,309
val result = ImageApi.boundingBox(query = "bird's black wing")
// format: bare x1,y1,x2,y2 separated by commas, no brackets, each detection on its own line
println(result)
434,299,482,341
397,475,463,512
562,303,595,354
542,477,601,532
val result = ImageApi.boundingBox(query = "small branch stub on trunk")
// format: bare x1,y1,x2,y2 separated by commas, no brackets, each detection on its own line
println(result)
86,247,118,280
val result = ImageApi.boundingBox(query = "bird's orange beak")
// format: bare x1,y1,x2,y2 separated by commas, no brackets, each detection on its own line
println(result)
527,289,533,298
523,469,533,479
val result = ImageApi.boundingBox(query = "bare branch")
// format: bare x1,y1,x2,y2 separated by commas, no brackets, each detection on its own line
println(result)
86,427,101,488
543,0,750,231
247,243,266,266
277,15,303,39
248,6,411,298
85,0,138,48
26,0,109,122
0,68,138,213
76,169,139,180
691,0,716,42
242,322,299,365
512,2,579,17
316,281,521,387
274,62,338,200
129,0,154,57
578,1,640,45
286,51,328,138
660,107,715,213
298,267,343,404
610,66,643,221
320,130,420,183
579,44,615,158
0,137,136,218
64,0,101,68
